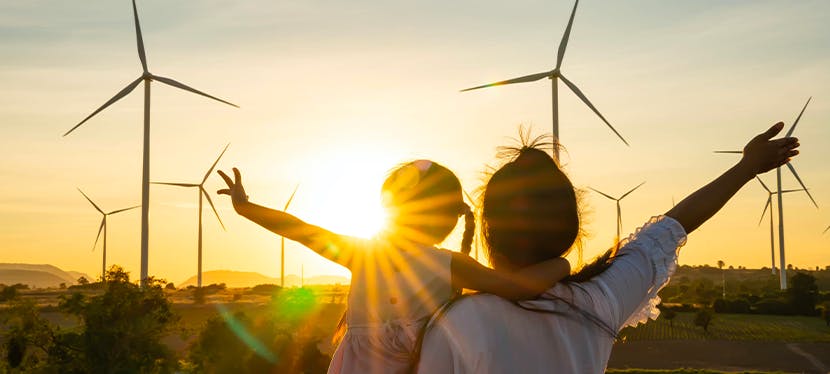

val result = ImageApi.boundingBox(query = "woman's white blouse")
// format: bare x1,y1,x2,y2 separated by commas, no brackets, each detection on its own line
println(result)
417,216,688,374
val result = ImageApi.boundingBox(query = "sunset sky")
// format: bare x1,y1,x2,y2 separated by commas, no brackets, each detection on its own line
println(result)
1,0,828,284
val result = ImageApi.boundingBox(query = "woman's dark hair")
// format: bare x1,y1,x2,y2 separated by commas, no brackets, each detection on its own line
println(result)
481,132,581,270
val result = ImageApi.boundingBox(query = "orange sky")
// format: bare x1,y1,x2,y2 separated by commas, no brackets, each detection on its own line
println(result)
0,0,828,284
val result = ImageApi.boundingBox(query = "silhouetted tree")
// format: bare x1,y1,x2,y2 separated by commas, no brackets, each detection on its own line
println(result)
694,309,713,333
787,272,818,316
662,308,677,328
76,276,89,285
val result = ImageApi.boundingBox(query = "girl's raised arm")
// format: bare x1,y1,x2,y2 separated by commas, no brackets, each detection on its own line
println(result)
450,252,570,301
217,168,359,268
666,122,799,234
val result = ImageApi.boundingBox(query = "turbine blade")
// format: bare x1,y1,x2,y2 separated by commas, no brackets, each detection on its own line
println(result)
713,150,742,154
152,75,239,108
460,71,552,92
556,0,579,70
93,219,105,252
559,73,629,146
755,176,771,193
588,187,616,201
283,184,300,211
64,77,143,136
785,97,811,137
620,181,646,199
785,162,818,208
759,198,771,227
780,189,806,194
203,143,230,183
152,182,199,187
77,188,104,214
132,0,148,73
108,205,141,215
824,225,829,234
202,188,225,231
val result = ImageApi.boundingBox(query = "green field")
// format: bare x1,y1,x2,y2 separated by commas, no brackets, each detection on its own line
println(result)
619,312,830,342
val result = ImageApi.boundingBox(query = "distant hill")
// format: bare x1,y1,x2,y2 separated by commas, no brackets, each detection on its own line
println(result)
179,270,349,288
0,263,92,288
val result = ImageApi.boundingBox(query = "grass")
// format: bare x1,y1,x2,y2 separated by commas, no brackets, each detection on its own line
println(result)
619,312,830,342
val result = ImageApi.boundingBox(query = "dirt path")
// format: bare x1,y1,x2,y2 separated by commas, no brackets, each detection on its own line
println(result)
608,340,830,374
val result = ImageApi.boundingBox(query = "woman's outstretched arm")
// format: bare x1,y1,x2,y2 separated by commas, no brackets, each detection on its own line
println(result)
217,168,358,268
665,122,800,234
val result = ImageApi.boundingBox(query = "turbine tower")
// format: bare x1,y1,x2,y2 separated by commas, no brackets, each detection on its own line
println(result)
153,144,229,288
754,176,805,275
78,189,140,281
64,0,238,286
461,0,628,160
715,97,816,289
280,185,300,288
589,182,645,246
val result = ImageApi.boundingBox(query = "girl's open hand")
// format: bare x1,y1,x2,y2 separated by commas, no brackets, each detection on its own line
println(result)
739,122,800,176
217,168,249,211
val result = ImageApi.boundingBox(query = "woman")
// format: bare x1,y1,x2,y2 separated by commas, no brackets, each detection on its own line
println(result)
416,122,799,373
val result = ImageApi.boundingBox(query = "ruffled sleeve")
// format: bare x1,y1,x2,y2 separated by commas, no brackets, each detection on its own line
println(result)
614,215,687,329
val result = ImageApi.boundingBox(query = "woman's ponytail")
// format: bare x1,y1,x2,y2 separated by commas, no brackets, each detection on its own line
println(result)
460,204,475,256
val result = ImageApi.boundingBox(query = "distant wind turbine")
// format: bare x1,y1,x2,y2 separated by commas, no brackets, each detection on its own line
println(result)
754,176,805,275
280,185,300,288
78,189,140,281
589,182,645,246
64,0,238,286
152,144,229,288
460,0,627,160
714,97,816,289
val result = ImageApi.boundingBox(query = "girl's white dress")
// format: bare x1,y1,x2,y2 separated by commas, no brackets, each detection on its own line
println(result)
327,239,454,374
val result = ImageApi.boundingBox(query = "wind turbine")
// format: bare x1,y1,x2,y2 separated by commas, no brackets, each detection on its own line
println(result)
64,0,238,286
152,144,229,288
78,189,140,281
460,0,627,161
279,184,300,288
754,176,805,275
714,98,816,289
589,182,645,246
824,225,829,235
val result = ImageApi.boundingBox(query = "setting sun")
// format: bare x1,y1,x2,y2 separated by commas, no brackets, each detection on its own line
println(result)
301,148,395,239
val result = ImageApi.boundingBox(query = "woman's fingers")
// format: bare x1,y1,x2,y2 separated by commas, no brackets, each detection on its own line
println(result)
218,170,234,188
217,189,231,195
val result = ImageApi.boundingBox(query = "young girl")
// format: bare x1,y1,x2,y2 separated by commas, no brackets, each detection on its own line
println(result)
217,160,571,373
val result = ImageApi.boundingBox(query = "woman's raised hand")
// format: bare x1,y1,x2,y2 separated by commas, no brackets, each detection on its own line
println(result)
217,167,249,211
738,122,800,176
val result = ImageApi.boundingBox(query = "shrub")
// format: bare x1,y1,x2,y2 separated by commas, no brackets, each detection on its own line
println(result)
694,309,713,333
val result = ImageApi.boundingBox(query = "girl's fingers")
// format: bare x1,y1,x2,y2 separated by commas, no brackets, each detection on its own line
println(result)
233,167,242,185
217,170,234,187
217,189,230,195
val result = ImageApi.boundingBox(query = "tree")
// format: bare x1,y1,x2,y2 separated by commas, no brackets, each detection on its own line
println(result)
1,286,18,302
165,282,176,290
694,309,713,333
47,265,179,372
77,276,89,286
662,308,677,328
787,272,818,316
